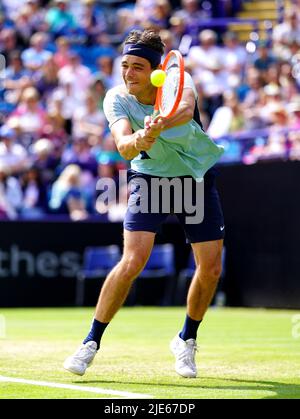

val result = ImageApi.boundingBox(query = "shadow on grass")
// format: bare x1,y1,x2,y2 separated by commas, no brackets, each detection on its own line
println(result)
76,377,300,399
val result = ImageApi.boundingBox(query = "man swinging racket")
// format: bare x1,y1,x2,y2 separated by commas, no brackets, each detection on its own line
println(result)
64,29,225,378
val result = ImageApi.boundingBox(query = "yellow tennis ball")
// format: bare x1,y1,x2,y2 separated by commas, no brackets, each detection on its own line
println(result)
150,69,166,87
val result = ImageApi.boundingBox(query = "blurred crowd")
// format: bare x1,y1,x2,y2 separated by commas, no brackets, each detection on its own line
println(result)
0,0,299,220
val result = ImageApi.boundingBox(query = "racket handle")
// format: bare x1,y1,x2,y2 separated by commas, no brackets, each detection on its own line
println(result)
151,109,160,121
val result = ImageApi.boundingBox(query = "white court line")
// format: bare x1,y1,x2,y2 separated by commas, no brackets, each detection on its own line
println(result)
0,376,152,399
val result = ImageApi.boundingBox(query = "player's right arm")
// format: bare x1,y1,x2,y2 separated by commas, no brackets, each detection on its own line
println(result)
110,118,156,160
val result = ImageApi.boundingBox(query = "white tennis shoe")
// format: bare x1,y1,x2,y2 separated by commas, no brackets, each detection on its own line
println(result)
63,341,98,376
170,334,198,378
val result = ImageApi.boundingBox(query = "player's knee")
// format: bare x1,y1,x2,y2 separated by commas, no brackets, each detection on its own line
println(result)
120,255,148,281
211,264,222,283
208,264,222,283
196,262,222,283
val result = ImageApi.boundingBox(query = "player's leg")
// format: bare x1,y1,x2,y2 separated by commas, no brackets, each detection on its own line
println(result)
64,230,155,375
170,240,223,378
187,239,223,322
177,170,225,339
94,230,155,323
171,170,225,377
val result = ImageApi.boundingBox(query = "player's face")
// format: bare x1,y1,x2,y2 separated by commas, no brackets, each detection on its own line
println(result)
121,55,155,102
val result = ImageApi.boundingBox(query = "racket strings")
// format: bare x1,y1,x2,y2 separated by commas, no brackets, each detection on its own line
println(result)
160,55,181,116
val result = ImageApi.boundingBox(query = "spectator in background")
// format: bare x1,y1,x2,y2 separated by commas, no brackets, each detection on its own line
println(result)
45,0,78,37
0,13,7,31
72,91,106,141
187,29,229,120
188,30,223,78
0,161,23,219
49,164,89,221
42,110,68,146
1,0,31,21
0,28,19,62
133,0,158,24
48,78,82,135
20,165,48,218
239,68,266,128
253,40,277,83
259,83,286,126
58,52,93,103
286,36,300,62
239,67,264,104
243,81,284,130
263,103,289,159
10,86,47,140
0,125,29,175
222,31,247,77
31,137,60,184
91,74,107,111
264,64,281,87
61,136,98,177
21,32,52,72
26,0,47,33
219,31,248,92
95,138,128,221
95,56,116,90
79,0,107,45
149,0,171,30
279,62,300,102
53,36,72,69
160,29,176,58
116,6,140,39
110,50,124,87
96,159,128,222
207,90,245,139
272,7,300,50
243,102,291,164
173,0,211,46
2,50,32,106
14,5,33,48
95,133,127,173
169,16,187,51
195,55,228,120
33,56,59,103
288,97,300,130
273,7,300,62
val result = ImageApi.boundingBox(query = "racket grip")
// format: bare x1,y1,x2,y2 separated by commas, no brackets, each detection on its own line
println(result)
151,109,160,121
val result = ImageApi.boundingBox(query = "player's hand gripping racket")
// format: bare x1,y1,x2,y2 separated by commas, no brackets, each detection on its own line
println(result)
151,50,184,122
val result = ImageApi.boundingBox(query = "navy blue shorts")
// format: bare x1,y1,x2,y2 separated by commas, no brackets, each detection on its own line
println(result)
124,168,225,243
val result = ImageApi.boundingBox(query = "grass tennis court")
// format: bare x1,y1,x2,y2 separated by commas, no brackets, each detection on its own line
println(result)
0,307,299,399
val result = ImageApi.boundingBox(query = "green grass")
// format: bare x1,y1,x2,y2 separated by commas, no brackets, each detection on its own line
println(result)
0,307,300,399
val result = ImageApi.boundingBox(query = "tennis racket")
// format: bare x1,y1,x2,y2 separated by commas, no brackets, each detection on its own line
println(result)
152,50,184,121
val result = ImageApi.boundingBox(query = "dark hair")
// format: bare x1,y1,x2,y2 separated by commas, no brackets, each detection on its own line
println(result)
124,30,165,57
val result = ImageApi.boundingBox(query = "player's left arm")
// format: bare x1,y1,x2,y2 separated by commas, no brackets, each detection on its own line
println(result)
161,87,195,129
145,88,195,137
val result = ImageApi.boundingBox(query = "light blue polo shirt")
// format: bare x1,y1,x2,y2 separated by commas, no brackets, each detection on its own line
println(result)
103,73,224,180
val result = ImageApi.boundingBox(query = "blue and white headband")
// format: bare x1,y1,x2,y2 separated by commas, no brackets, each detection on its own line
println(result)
123,43,162,68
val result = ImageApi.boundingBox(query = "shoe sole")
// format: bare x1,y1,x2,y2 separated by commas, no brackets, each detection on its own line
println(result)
175,368,197,378
63,357,95,376
63,364,85,376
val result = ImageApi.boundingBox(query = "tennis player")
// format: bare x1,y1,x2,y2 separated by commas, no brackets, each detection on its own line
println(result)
64,30,225,378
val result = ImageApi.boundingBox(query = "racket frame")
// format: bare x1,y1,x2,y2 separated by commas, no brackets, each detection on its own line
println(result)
152,50,184,120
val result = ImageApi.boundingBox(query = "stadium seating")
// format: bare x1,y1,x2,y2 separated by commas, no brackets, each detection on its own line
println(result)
76,243,176,306
75,245,121,306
